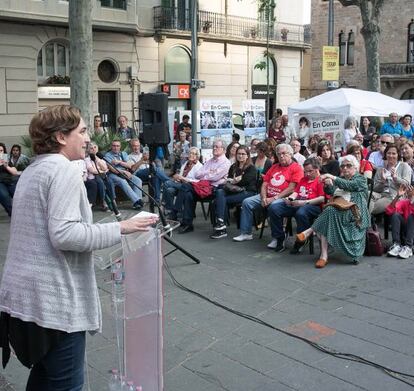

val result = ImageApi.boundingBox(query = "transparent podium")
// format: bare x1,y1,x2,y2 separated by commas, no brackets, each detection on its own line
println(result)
94,215,179,391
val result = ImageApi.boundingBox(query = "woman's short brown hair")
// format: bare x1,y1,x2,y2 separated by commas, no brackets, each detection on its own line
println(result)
29,105,82,155
383,143,401,161
346,143,363,158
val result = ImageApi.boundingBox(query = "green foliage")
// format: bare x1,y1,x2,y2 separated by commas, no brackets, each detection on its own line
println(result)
20,135,34,157
254,50,275,70
257,0,276,22
46,75,70,85
90,131,129,153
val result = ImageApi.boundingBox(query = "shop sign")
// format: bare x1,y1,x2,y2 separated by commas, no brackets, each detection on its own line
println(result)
38,86,70,99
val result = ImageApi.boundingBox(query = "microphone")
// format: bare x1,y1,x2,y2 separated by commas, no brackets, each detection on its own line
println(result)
96,152,171,230
90,153,121,219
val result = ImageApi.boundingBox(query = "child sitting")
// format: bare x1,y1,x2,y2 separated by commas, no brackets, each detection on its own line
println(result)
386,184,414,259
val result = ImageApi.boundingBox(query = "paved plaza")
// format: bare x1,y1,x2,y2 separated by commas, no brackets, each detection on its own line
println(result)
1,204,414,390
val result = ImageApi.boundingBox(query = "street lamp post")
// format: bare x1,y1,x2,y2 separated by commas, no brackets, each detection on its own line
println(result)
190,0,198,147
327,0,337,90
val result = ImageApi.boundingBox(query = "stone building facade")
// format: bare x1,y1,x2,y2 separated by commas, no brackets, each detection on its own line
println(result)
309,0,414,99
0,0,309,146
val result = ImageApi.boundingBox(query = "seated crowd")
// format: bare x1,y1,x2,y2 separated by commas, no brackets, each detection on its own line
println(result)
2,111,414,269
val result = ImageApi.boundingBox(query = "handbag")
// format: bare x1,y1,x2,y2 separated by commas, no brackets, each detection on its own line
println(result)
364,223,384,256
192,180,213,198
223,183,245,194
323,196,362,227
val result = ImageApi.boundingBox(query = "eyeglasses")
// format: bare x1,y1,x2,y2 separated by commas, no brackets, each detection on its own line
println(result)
277,151,290,156
381,141,392,145
189,152,198,156
212,145,223,149
319,140,330,146
340,163,354,169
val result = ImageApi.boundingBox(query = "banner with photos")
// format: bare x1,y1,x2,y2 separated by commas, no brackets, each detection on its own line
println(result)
293,113,344,151
200,100,233,160
242,99,266,146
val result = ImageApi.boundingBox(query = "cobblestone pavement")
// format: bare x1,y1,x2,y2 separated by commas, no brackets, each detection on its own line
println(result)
1,204,414,390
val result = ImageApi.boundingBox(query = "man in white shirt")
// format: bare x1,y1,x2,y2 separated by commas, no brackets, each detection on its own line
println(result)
368,133,394,169
291,139,306,166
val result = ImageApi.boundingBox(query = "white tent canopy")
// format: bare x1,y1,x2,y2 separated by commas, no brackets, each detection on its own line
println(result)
288,88,414,119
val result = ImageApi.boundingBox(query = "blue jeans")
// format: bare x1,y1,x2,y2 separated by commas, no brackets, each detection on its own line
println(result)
135,167,170,202
0,180,17,216
173,182,195,225
162,180,185,210
214,188,256,221
239,194,284,235
26,331,86,391
267,202,322,240
108,173,142,203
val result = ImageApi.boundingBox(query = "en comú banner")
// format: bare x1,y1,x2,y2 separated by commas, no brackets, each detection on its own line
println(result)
322,46,339,81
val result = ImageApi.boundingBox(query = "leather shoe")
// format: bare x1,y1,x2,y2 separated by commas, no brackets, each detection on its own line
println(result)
178,224,194,234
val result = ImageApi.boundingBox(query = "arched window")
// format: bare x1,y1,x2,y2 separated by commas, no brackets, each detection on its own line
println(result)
252,55,276,85
339,30,346,66
165,46,191,83
347,30,355,66
401,88,414,100
37,41,70,78
408,19,414,63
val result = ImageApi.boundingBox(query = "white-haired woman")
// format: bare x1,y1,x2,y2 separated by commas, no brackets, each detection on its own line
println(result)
296,154,370,268
162,146,202,218
342,116,359,151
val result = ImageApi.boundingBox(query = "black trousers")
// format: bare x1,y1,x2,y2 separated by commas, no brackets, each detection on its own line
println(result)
391,213,414,246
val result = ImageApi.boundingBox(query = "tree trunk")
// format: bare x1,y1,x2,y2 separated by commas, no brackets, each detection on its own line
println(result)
69,1,93,128
361,21,381,92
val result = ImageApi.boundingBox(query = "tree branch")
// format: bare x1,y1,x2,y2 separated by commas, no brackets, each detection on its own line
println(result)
337,0,361,6
372,0,386,20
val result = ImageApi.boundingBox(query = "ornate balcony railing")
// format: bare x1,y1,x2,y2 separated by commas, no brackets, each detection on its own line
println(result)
153,6,311,46
380,62,414,77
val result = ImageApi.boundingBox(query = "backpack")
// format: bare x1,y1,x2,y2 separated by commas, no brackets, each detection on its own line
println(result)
364,223,384,256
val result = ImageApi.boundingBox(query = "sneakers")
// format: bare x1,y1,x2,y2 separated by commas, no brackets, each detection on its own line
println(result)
214,219,226,231
388,243,402,257
274,238,285,253
267,239,278,249
133,200,144,210
233,233,253,242
398,245,413,259
290,239,308,254
210,229,228,239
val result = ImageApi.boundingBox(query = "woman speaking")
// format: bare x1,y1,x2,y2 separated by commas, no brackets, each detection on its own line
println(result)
0,106,157,390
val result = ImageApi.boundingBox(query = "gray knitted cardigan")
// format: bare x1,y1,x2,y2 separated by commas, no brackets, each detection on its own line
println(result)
0,154,121,333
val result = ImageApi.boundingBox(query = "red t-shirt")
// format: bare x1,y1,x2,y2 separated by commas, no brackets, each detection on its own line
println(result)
360,159,373,174
294,176,325,200
263,162,303,197
385,199,414,221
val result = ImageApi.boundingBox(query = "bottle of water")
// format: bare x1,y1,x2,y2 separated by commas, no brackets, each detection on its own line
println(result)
108,369,119,391
111,261,125,303
143,145,149,155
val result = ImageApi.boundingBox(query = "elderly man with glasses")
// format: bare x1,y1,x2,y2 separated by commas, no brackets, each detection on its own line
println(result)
267,157,325,253
174,140,231,234
233,143,303,251
368,133,394,169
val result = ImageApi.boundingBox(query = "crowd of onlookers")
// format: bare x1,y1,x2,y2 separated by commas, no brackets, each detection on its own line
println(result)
2,110,414,268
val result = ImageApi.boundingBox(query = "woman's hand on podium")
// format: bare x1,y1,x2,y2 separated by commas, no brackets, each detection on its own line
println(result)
120,215,159,234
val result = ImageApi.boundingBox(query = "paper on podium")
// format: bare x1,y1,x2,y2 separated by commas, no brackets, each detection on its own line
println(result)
93,211,179,270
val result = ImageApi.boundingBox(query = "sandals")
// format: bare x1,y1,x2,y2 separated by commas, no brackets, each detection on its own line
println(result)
296,232,307,243
315,258,328,268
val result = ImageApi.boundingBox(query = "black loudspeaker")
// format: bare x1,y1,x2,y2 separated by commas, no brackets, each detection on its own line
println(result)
139,92,170,145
